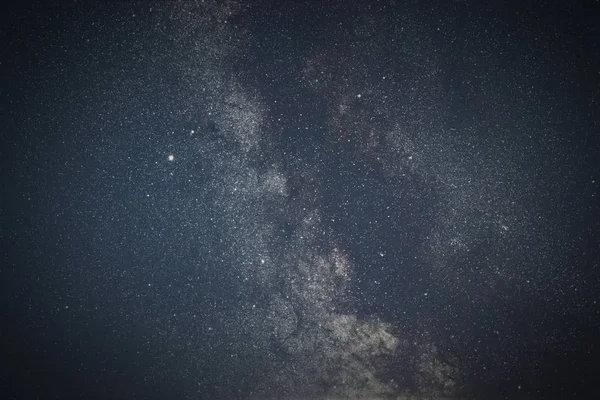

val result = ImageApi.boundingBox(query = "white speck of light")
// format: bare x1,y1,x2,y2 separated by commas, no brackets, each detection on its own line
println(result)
357,93,362,98
168,154,174,161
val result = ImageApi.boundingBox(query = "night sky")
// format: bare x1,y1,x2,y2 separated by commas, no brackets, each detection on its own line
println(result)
2,1,599,399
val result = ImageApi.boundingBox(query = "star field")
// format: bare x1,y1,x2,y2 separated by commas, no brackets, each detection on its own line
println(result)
3,1,599,399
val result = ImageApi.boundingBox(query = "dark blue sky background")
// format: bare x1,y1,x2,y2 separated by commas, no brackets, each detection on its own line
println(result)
2,1,599,399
